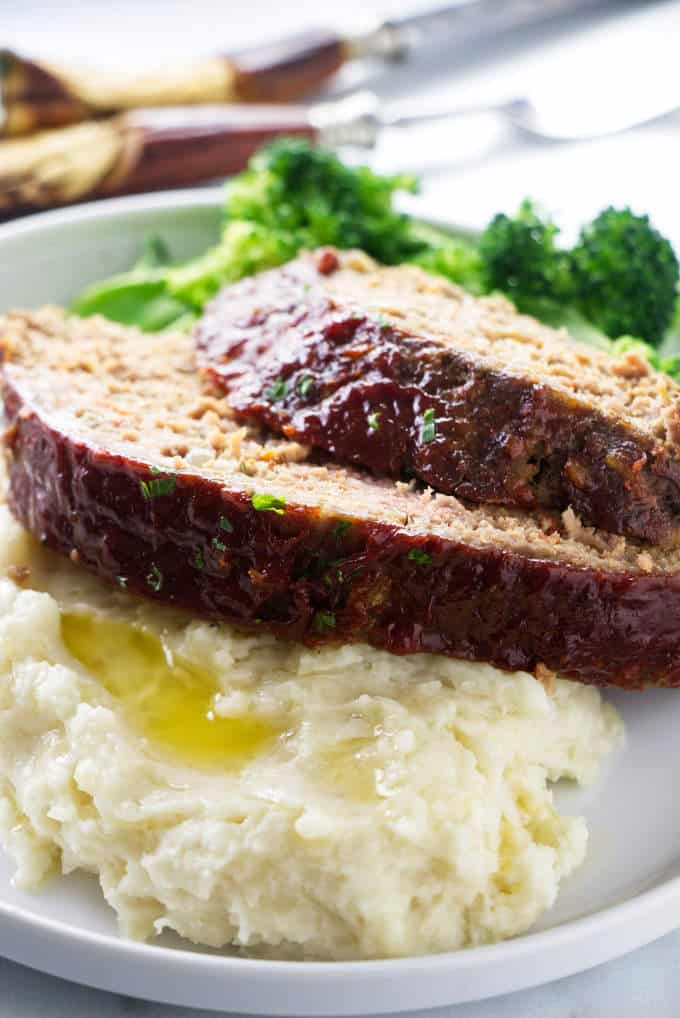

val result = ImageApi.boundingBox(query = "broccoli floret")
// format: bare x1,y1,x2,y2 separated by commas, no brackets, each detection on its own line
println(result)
225,138,422,265
478,199,571,310
168,140,428,307
167,221,291,307
408,221,484,294
477,201,679,347
570,207,679,345
659,353,680,381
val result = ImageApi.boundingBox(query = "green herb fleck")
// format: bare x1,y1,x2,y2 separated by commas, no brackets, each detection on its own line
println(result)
421,408,437,444
146,564,162,592
194,547,205,570
140,473,176,500
313,611,336,633
333,520,352,539
368,410,381,431
323,567,345,588
408,547,431,565
375,313,389,329
116,576,128,588
265,378,288,402
212,538,226,553
219,514,234,533
297,373,315,397
252,493,286,514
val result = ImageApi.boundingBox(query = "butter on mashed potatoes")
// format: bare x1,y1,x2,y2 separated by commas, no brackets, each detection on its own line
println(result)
0,505,622,960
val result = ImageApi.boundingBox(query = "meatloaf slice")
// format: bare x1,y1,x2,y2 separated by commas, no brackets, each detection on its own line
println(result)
195,248,680,547
3,308,680,690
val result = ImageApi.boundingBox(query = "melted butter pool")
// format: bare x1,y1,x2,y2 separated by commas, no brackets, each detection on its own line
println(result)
60,613,279,769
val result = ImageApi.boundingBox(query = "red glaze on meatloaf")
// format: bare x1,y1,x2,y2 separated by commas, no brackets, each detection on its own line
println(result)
3,309,680,689
195,248,680,547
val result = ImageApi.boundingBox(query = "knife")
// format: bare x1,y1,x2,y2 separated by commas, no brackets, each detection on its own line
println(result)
1,0,607,137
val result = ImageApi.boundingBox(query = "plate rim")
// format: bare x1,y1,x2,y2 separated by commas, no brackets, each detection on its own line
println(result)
3,855,680,1014
1,188,680,1013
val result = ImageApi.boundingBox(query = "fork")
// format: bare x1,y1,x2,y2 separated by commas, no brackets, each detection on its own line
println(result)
312,88,680,145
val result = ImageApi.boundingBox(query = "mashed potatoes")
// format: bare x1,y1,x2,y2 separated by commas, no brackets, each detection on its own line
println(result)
0,507,622,960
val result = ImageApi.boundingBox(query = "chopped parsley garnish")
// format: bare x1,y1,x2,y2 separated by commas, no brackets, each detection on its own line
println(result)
368,411,381,431
421,408,437,444
313,611,336,633
140,473,176,500
297,373,315,397
265,377,288,402
146,564,162,592
408,547,431,565
219,514,234,533
212,538,226,552
323,568,344,587
194,547,205,570
252,493,286,514
333,520,352,539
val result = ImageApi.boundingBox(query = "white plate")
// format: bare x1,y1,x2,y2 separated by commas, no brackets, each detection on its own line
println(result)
1,192,680,1015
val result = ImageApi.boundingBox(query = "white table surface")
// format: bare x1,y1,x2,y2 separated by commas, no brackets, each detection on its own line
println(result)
4,0,680,1014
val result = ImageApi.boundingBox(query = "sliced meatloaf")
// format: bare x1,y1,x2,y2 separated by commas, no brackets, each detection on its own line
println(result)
3,308,680,689
195,248,680,547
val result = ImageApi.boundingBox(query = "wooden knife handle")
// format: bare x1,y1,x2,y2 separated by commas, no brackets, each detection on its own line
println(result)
106,105,318,195
229,29,346,102
0,105,317,214
0,31,347,137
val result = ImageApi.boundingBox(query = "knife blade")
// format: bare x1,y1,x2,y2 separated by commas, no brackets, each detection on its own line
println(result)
351,0,607,56
1,0,609,137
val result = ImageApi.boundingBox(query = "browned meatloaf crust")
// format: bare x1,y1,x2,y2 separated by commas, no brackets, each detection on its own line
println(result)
195,248,680,547
4,309,680,689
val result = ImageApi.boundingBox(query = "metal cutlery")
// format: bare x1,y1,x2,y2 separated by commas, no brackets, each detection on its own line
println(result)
0,0,608,137
4,76,678,216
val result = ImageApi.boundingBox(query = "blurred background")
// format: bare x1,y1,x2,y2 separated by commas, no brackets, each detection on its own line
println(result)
4,0,680,243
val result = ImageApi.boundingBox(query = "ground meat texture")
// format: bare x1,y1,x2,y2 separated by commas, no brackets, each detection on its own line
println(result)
3,308,680,690
195,248,680,547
